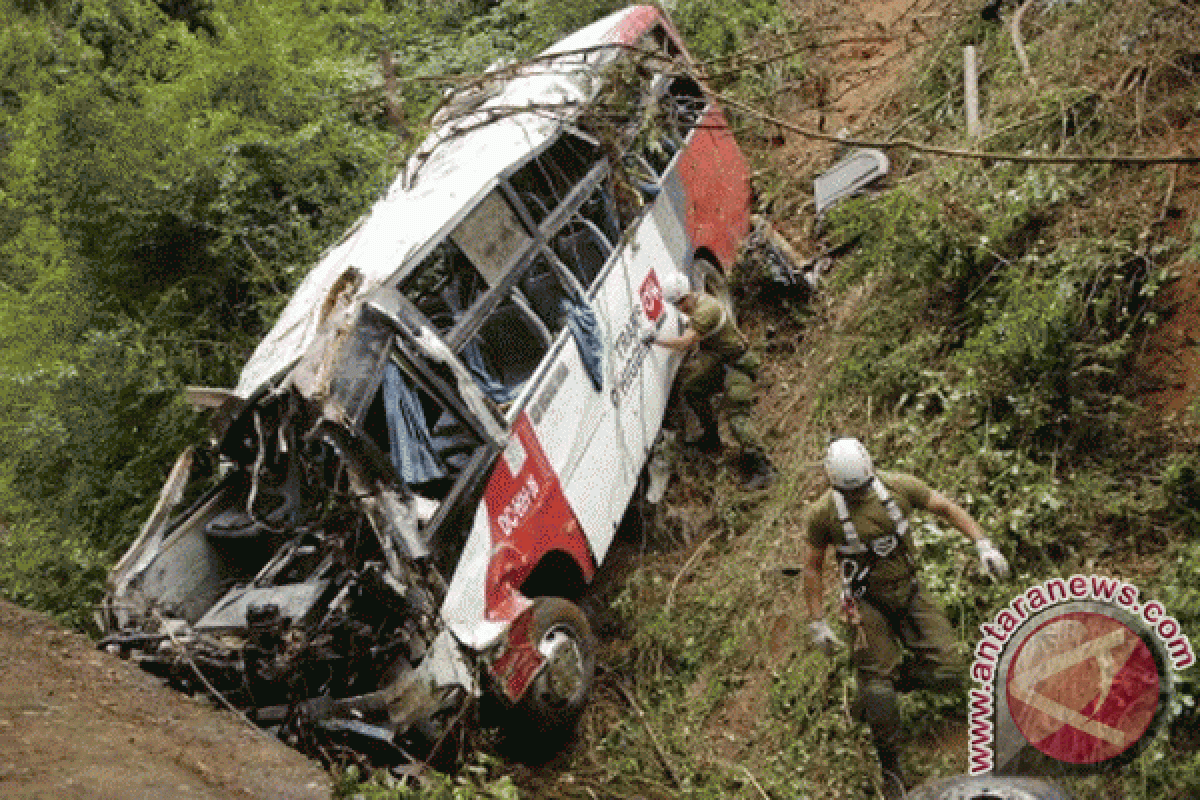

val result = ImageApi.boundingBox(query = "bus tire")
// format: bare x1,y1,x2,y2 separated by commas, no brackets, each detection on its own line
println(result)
691,256,736,325
513,597,595,740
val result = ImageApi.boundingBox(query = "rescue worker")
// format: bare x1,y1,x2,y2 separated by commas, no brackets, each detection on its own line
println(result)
644,272,776,489
803,437,1009,798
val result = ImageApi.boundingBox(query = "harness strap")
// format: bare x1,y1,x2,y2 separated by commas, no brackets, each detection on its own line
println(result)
833,477,907,554
832,477,914,599
832,490,867,554
872,477,909,539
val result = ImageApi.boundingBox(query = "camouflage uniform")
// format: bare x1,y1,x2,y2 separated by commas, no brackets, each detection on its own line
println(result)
805,471,963,774
678,293,764,459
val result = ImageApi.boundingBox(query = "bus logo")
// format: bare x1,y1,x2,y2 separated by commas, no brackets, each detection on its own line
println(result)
640,271,665,321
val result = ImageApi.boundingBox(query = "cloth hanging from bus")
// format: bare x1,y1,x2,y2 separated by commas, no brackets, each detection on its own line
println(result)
562,294,603,391
461,339,520,405
382,360,447,484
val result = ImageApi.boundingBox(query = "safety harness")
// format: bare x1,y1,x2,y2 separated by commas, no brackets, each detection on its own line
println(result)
832,476,915,601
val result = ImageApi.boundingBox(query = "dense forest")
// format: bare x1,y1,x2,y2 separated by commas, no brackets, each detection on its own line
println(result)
3,0,1200,797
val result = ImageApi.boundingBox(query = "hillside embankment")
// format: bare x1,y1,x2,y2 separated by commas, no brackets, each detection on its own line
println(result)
0,599,331,800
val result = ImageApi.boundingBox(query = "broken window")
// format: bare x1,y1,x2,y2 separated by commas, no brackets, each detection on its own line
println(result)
637,24,682,61
509,133,601,227
578,181,621,246
464,285,551,407
661,75,706,141
630,75,706,180
401,239,486,333
518,251,573,333
377,351,487,526
449,190,531,286
551,208,614,290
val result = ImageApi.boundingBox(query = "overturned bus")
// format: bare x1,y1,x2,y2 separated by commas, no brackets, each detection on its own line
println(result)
101,5,754,762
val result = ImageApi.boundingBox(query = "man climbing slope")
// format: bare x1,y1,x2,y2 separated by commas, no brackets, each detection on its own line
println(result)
803,437,1010,797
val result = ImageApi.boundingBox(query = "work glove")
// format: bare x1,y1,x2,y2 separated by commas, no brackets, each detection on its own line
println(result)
809,619,843,656
975,538,1010,581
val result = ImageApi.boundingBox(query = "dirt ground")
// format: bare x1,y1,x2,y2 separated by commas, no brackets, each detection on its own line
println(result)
0,599,330,800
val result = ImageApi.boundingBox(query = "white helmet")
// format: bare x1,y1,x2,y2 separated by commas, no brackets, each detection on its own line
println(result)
824,437,874,491
661,272,691,304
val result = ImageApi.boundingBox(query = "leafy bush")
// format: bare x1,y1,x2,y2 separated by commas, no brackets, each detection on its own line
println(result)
0,0,392,626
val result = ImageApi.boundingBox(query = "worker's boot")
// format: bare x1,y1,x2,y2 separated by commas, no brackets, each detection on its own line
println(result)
741,450,777,490
691,427,722,454
860,678,909,799
685,397,722,453
877,746,908,800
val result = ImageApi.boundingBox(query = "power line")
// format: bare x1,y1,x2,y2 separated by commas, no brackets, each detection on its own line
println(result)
390,37,1200,167
714,92,1200,166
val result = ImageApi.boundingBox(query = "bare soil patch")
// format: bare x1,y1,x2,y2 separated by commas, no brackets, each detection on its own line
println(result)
0,599,330,800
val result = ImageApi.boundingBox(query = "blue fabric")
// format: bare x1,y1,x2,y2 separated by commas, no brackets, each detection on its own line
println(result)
461,338,520,405
562,294,604,391
382,361,446,484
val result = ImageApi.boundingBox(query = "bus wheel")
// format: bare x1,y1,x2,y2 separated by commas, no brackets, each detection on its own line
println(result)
691,256,736,325
515,597,595,738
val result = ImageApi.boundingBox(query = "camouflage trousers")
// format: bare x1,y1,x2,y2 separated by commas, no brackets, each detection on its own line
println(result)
678,349,762,453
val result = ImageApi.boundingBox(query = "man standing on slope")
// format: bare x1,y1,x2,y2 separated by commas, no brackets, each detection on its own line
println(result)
803,437,1009,798
645,272,776,489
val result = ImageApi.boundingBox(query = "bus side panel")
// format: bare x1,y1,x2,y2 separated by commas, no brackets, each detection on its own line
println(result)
653,168,690,268
561,268,640,563
525,336,601,493
559,219,682,563
481,412,595,621
677,105,754,271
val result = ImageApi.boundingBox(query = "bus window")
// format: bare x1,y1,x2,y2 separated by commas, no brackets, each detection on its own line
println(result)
401,239,486,333
639,133,674,176
663,75,707,140
551,213,612,290
518,252,572,333
579,181,621,246
376,356,485,503
449,190,531,287
465,286,551,407
510,133,600,226
638,24,682,61
632,75,705,178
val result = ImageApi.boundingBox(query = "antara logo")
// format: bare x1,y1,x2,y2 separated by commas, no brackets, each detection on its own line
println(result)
969,575,1193,777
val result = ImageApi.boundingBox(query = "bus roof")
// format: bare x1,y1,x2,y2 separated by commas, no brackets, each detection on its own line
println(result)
235,5,663,396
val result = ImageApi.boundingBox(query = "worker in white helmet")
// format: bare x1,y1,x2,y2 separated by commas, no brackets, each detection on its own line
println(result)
644,271,775,489
803,437,1009,798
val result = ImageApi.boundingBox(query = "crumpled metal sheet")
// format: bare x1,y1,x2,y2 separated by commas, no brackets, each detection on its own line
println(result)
813,148,890,216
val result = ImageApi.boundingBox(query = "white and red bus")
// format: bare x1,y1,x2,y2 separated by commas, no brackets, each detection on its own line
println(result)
103,5,753,755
